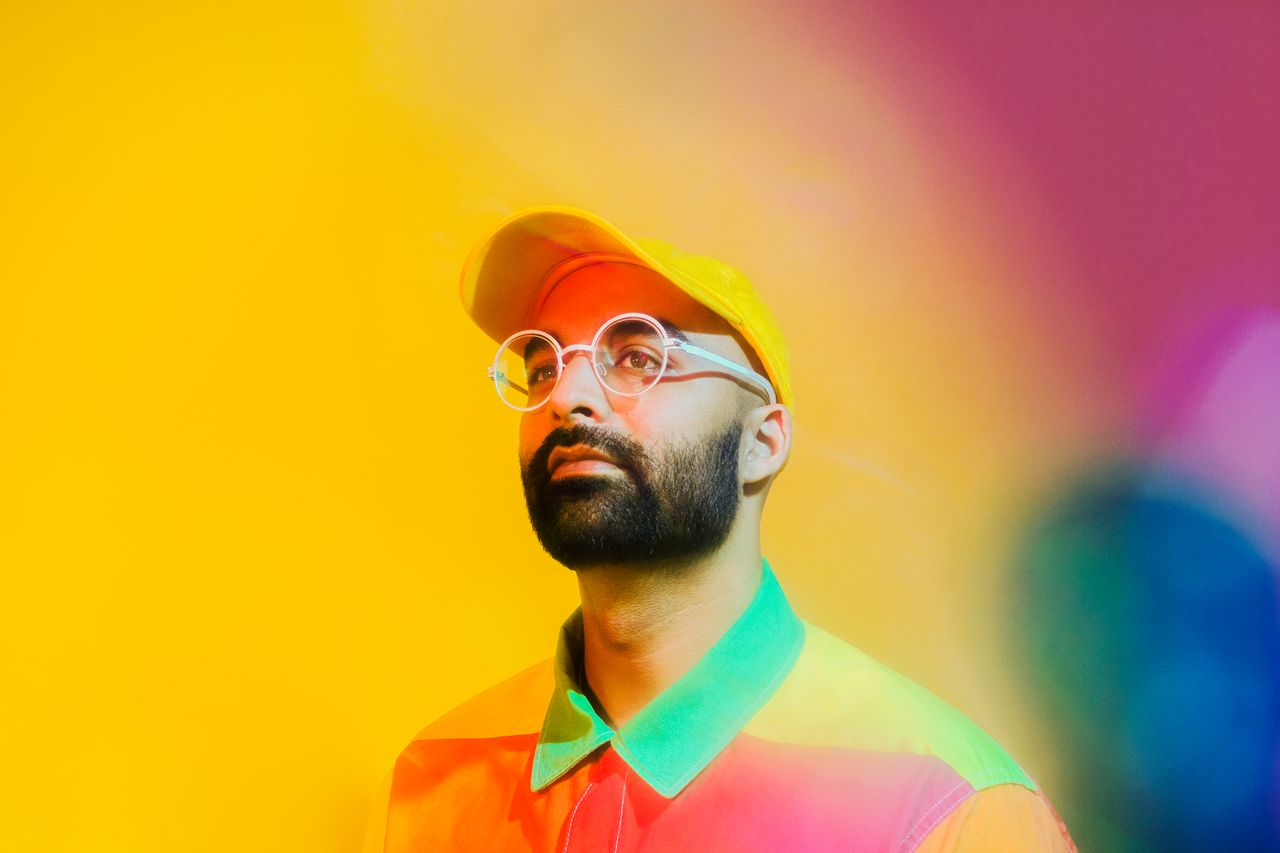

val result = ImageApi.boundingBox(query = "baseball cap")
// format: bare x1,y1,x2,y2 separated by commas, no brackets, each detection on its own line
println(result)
459,205,793,409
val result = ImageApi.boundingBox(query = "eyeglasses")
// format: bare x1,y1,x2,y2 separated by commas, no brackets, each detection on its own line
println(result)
488,311,778,411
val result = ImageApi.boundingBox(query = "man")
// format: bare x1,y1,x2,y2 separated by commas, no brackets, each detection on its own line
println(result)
366,207,1076,851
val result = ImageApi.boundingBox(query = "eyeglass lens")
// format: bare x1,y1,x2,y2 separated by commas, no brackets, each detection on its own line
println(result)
592,318,667,395
493,316,669,410
494,333,557,409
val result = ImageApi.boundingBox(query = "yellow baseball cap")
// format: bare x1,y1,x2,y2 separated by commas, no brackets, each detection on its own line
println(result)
459,206,793,409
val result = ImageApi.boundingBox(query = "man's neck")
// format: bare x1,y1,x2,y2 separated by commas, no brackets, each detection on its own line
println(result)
574,532,763,730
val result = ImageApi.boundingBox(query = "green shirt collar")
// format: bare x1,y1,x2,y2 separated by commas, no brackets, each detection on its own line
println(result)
531,559,805,798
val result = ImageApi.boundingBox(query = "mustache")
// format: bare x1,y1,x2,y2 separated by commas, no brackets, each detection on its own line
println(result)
526,424,648,479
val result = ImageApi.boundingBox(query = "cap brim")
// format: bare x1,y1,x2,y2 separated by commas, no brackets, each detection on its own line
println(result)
460,206,661,343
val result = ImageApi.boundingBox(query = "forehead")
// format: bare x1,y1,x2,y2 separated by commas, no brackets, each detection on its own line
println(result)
528,262,732,339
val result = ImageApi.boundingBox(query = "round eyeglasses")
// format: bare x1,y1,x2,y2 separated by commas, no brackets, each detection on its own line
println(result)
487,311,778,411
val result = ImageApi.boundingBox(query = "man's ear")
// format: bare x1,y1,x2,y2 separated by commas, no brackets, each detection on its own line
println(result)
741,404,792,487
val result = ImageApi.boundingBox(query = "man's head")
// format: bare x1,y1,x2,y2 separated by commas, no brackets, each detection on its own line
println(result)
460,208,793,571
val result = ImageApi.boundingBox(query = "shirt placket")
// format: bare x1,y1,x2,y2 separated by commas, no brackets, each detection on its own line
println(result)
558,746,631,853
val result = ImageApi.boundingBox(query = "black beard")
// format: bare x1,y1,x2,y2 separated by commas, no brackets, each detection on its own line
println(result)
520,421,743,570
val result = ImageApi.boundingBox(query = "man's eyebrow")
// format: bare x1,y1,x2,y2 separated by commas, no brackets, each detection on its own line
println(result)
652,317,690,343
522,335,555,359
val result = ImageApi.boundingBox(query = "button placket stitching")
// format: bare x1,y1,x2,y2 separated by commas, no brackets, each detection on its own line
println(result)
561,781,595,853
612,766,629,853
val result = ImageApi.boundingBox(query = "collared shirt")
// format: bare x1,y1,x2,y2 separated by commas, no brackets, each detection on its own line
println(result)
367,561,1075,851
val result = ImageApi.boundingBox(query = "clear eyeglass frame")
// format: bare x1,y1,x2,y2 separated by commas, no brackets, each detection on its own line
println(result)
486,311,778,412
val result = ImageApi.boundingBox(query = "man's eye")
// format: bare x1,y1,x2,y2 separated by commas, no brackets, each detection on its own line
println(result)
527,363,558,385
618,349,660,371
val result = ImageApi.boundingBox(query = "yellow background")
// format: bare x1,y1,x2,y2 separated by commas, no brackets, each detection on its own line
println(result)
2,2,1106,849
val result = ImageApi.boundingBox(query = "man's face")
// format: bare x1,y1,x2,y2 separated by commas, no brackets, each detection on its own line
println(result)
516,262,763,570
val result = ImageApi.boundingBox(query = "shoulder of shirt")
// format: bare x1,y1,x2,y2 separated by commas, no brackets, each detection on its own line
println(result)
742,619,1036,793
409,656,555,742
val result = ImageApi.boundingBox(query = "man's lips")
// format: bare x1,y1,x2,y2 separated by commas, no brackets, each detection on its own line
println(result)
548,445,624,478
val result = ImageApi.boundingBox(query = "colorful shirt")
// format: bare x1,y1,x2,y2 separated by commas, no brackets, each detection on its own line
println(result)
366,561,1075,851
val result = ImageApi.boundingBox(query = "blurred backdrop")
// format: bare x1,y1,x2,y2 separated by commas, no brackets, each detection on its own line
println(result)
2,2,1277,850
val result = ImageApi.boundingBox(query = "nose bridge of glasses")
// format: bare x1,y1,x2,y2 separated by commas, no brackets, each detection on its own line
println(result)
558,343,607,378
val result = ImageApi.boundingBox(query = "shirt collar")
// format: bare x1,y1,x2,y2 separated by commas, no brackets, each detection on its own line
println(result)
531,558,804,798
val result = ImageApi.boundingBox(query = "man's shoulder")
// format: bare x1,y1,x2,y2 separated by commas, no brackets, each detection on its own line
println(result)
409,656,555,743
744,620,1034,792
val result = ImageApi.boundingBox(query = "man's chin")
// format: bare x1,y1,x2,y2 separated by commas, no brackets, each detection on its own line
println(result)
538,535,652,571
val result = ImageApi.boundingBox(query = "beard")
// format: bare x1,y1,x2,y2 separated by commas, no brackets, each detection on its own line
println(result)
520,421,743,570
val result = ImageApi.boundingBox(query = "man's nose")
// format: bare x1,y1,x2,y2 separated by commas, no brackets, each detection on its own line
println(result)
546,348,610,423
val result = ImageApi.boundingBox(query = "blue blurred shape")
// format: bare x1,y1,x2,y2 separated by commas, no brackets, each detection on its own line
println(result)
1017,470,1280,852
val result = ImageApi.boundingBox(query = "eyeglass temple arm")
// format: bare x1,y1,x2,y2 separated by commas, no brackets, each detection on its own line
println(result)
486,366,528,396
667,339,777,405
